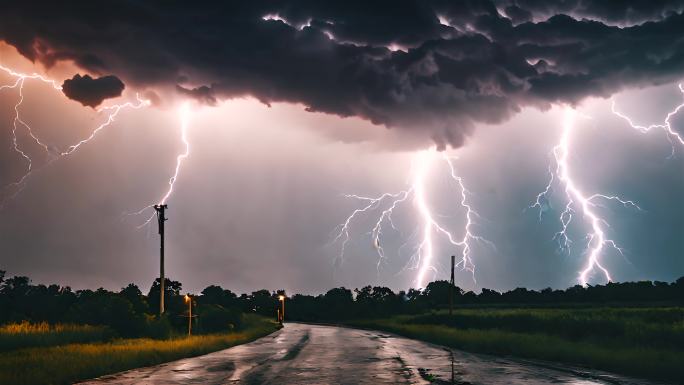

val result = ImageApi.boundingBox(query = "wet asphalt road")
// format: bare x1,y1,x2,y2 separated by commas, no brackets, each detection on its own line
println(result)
80,323,665,385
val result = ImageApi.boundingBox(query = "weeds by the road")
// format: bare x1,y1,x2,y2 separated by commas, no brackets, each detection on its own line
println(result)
349,307,684,383
0,322,113,352
0,315,279,385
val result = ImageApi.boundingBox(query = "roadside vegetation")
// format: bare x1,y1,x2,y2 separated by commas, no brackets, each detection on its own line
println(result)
0,314,278,385
349,308,684,383
0,270,284,384
282,278,684,383
2,269,683,383
0,322,113,352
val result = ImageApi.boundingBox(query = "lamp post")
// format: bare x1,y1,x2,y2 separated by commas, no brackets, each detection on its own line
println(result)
278,295,285,324
184,294,192,336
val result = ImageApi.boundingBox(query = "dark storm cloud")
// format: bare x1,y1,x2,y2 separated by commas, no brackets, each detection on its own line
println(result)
1,0,684,148
496,0,684,25
61,74,125,108
176,85,217,106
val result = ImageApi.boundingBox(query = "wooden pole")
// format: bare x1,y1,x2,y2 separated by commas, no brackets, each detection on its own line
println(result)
154,204,168,316
449,255,455,316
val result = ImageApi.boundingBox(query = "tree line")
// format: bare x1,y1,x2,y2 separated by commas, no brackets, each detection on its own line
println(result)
287,277,684,321
1,269,682,335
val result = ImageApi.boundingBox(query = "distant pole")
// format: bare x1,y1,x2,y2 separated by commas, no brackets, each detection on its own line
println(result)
278,295,285,324
449,255,455,316
154,204,168,316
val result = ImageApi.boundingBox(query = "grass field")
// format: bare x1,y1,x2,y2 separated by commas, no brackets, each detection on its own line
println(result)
349,307,684,383
0,315,279,385
0,322,114,352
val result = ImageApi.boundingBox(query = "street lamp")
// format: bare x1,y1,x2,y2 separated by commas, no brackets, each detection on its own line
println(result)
278,295,285,325
184,294,192,336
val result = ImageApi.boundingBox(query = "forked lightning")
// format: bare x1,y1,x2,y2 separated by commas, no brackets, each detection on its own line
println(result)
332,149,492,289
0,64,149,207
531,108,641,286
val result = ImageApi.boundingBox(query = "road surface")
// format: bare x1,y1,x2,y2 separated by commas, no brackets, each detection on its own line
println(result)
81,323,665,385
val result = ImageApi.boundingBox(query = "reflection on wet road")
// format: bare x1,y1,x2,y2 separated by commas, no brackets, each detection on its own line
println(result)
80,323,666,384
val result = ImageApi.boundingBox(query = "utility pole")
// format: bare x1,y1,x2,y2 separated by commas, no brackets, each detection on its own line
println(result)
154,204,168,316
449,255,455,316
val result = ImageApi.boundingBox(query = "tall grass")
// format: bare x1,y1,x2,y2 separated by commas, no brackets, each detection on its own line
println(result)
0,322,113,352
349,307,684,383
410,307,684,348
0,315,279,385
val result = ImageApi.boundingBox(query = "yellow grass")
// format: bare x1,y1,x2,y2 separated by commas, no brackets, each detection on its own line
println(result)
0,321,112,351
0,316,279,385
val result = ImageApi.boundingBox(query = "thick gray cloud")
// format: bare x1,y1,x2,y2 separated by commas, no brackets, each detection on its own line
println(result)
0,1,683,295
496,0,684,25
1,1,683,148
62,74,124,108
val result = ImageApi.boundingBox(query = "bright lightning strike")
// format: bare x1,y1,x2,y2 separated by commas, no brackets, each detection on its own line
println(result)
0,64,150,207
130,103,191,227
332,149,491,289
531,108,641,286
159,103,191,206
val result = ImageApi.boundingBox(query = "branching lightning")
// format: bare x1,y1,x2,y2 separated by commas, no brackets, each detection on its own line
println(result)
531,108,641,286
0,64,149,207
0,62,193,229
332,149,492,289
611,83,684,154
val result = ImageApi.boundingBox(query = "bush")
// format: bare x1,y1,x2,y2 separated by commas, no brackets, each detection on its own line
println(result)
200,305,243,333
65,293,146,338
145,315,172,340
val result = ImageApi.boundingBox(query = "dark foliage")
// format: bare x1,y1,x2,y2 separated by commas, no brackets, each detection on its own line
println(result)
286,278,684,322
200,305,243,332
1,268,682,335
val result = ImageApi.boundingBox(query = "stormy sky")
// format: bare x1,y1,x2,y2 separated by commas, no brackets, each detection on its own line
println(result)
0,1,682,294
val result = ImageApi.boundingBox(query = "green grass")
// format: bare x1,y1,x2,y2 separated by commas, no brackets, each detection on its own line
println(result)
0,315,280,385
349,307,684,383
0,322,113,352
410,307,684,349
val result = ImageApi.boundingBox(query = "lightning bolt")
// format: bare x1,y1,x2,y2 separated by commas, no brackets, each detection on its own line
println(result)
0,64,150,207
158,103,191,206
332,149,492,289
129,103,191,227
611,83,684,154
531,108,641,286
1,63,192,237
1,64,61,195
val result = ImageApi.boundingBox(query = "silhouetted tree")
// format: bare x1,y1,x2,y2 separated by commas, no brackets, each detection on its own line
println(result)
246,289,276,317
120,284,149,315
147,278,183,318
199,285,238,309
